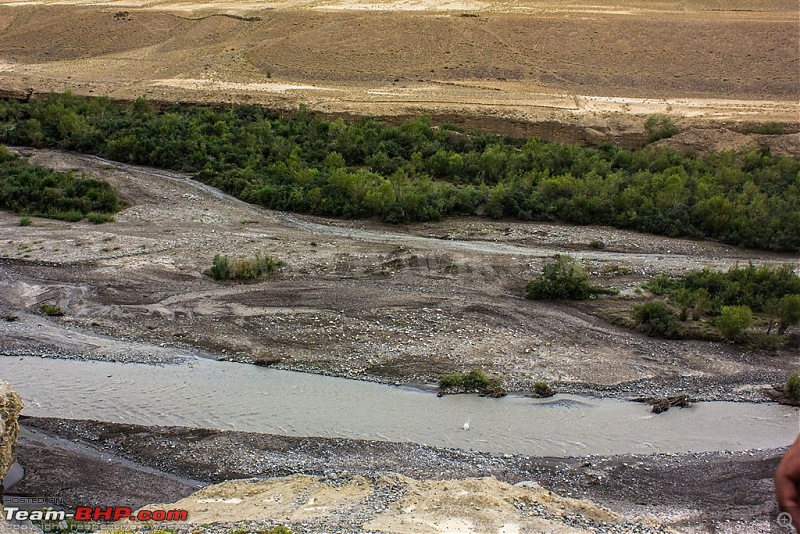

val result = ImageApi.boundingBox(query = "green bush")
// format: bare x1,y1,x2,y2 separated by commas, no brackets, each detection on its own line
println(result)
634,301,679,338
715,305,752,340
532,380,554,397
438,372,465,389
749,333,785,351
210,252,285,280
525,255,604,300
210,254,231,280
439,368,504,396
748,122,785,135
18,216,31,226
786,370,800,400
87,212,115,224
40,303,64,316
644,114,679,143
774,294,800,335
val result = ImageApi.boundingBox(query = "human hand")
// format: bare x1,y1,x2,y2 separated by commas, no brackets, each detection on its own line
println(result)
776,434,800,529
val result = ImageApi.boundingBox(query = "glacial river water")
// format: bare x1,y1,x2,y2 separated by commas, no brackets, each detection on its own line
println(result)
3,355,797,456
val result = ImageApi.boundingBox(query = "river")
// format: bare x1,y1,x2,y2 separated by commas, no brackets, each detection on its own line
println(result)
3,355,797,456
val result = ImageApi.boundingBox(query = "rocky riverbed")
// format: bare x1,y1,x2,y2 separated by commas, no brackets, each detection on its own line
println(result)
7,417,789,533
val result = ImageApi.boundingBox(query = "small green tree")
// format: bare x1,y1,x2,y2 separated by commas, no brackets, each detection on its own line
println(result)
634,300,679,338
525,255,593,300
715,305,752,340
776,294,800,335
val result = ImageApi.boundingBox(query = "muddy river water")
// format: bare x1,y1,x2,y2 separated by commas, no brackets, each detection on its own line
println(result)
3,355,797,456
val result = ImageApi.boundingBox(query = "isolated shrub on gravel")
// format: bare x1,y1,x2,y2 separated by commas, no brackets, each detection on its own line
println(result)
210,252,285,280
634,301,679,338
525,255,613,300
644,114,679,143
39,303,64,316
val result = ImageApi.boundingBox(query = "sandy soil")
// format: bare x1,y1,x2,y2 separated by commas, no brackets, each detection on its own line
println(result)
10,417,788,533
0,148,797,400
0,0,797,141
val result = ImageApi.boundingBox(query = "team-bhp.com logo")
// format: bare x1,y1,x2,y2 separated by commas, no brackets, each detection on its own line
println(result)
4,506,188,522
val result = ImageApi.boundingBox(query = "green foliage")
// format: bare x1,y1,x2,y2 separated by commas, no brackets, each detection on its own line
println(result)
18,216,31,226
644,275,679,296
774,294,800,335
0,145,119,221
258,527,293,534
786,370,800,400
634,300,679,338
439,368,504,395
438,372,465,389
749,332,785,351
532,380,554,397
644,114,679,143
748,122,785,135
654,264,800,322
87,211,115,223
40,303,64,316
715,305,753,340
1,95,799,251
210,252,285,280
525,255,613,300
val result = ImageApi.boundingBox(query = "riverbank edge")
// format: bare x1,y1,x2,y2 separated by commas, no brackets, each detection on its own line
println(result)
6,416,789,533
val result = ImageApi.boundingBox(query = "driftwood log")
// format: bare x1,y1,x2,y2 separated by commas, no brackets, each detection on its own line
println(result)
632,394,691,414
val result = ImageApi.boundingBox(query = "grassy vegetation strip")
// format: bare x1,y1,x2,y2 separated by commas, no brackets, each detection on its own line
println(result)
0,145,119,222
1,94,799,250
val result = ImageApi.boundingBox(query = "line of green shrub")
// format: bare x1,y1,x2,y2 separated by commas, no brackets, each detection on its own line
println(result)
1,93,798,251
633,263,800,341
439,368,506,397
0,145,119,222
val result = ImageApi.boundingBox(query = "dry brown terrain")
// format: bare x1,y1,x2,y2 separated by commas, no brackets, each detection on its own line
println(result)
0,0,797,140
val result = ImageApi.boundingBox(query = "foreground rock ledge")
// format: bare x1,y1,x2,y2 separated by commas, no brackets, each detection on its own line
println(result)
123,473,671,534
0,381,23,483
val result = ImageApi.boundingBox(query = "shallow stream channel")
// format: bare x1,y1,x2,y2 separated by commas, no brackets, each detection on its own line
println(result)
3,355,797,456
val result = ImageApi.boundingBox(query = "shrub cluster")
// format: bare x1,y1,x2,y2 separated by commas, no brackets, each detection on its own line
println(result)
439,368,505,396
210,253,285,280
637,263,800,340
0,145,119,221
645,263,800,336
525,255,616,300
1,94,798,251
633,300,679,338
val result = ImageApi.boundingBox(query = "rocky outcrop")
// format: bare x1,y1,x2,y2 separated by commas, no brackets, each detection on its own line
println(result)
134,473,670,533
0,381,23,486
